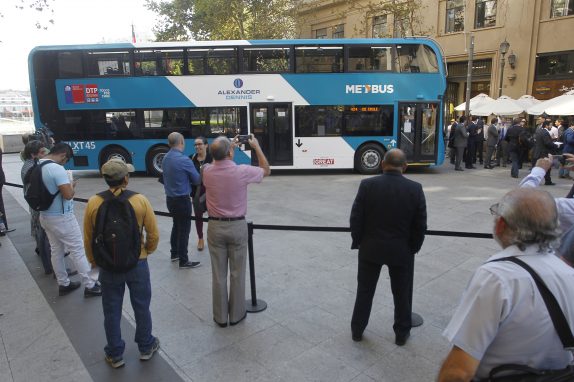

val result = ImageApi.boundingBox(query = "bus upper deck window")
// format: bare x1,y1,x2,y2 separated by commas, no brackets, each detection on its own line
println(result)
85,51,131,77
348,46,394,72
243,47,290,73
396,44,439,73
295,46,343,73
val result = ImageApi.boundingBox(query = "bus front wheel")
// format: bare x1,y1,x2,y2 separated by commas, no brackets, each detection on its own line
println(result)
355,144,384,174
100,147,132,168
146,146,169,177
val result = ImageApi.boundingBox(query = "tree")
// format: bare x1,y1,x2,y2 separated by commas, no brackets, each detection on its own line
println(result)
1,0,55,29
146,0,299,41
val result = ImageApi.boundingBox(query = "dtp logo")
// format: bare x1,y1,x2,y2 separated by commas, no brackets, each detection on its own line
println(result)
233,79,243,89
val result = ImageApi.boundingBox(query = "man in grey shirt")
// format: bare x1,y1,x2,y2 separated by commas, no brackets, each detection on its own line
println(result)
438,188,574,381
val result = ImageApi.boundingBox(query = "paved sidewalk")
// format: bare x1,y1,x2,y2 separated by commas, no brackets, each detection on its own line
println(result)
2,153,571,381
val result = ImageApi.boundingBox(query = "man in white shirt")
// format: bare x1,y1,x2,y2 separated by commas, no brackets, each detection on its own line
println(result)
438,188,574,381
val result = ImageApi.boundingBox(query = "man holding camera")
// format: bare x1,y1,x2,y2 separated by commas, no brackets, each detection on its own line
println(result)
532,121,557,185
202,135,270,327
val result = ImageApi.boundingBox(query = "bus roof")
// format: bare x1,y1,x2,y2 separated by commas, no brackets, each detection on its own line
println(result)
29,37,442,53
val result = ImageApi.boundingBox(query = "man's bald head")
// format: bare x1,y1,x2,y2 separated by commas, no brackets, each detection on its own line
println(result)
211,136,233,160
168,132,184,147
382,149,407,172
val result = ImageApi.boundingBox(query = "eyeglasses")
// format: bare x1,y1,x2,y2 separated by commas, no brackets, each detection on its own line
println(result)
194,143,204,146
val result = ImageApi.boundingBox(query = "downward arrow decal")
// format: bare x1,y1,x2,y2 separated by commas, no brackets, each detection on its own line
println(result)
295,139,303,148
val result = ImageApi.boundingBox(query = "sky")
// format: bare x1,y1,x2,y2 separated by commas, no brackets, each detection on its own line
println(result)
0,0,159,91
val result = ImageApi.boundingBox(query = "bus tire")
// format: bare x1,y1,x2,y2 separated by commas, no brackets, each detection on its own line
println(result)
146,146,169,177
100,146,132,168
355,144,384,174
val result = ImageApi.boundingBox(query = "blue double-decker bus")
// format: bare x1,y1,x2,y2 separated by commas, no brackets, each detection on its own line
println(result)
29,38,446,176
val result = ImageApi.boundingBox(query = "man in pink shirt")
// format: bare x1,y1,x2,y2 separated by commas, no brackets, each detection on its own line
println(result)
202,135,270,327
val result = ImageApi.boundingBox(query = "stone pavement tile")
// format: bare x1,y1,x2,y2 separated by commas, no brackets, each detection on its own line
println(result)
0,333,12,382
318,331,395,372
350,373,377,382
180,345,273,382
275,346,361,382
281,306,347,345
235,323,313,369
408,323,451,366
315,285,356,319
159,324,235,366
363,346,438,382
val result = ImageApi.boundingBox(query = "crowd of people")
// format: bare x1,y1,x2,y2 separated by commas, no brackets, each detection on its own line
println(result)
2,130,574,380
448,115,574,182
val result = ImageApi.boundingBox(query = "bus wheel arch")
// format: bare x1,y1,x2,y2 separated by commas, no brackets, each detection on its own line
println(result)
99,145,132,170
354,143,386,174
146,145,170,177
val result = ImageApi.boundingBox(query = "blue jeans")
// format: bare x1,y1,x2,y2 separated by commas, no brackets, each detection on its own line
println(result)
510,150,521,177
100,260,155,358
166,196,192,265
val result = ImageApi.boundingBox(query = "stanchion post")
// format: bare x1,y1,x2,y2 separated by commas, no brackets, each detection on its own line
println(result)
246,221,267,313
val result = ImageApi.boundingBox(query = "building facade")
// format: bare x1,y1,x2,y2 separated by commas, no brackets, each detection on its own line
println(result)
296,0,574,118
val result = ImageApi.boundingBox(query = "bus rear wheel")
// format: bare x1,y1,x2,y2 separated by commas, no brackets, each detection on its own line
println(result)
355,144,384,174
100,147,132,169
146,146,169,177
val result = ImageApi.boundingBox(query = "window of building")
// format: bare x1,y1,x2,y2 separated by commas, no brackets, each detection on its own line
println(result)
295,46,343,73
475,0,497,28
551,0,574,17
242,47,290,73
348,46,394,72
372,15,388,38
396,44,439,73
535,51,574,79
446,0,465,33
394,15,410,37
332,24,344,38
315,28,327,39
85,51,131,76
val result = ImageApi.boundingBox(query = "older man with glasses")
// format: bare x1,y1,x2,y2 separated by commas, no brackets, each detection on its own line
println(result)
438,188,574,381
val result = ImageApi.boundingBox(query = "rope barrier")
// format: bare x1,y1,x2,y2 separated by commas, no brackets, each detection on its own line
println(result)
4,181,493,312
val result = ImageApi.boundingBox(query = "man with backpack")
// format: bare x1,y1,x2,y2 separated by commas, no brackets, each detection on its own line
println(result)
83,158,160,368
31,143,101,297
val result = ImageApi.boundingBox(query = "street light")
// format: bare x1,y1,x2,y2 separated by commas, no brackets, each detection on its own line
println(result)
498,39,510,97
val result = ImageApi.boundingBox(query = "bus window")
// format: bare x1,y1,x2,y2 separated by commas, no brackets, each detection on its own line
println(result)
187,48,237,75
107,111,137,138
396,44,439,73
58,51,84,77
158,50,184,75
85,51,131,76
144,109,189,129
134,50,158,75
295,46,343,73
191,107,243,137
243,47,290,73
348,46,394,72
295,106,342,137
342,106,393,136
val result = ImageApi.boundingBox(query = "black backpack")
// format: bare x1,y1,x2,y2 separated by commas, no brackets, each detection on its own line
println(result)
92,190,142,273
23,160,61,211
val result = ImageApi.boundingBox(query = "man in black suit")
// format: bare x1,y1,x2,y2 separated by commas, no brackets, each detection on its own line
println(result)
465,117,478,169
532,121,557,185
350,149,427,346
505,118,523,178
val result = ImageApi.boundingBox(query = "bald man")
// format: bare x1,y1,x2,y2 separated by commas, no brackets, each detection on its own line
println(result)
350,149,427,346
162,132,200,268
438,189,574,381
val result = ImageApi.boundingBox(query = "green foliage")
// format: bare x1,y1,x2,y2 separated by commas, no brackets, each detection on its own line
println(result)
146,0,298,41
1,0,55,29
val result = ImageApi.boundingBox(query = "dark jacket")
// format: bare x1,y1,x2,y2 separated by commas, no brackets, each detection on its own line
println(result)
533,128,556,159
0,148,5,186
505,124,522,152
350,171,427,266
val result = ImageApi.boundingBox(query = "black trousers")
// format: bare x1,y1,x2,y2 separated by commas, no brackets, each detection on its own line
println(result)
0,183,6,229
351,257,413,338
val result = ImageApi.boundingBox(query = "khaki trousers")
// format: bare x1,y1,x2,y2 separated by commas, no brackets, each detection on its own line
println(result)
207,219,248,324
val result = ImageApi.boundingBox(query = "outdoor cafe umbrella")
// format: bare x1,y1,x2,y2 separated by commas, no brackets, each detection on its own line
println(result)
527,90,574,116
515,95,541,111
471,95,525,116
454,93,494,112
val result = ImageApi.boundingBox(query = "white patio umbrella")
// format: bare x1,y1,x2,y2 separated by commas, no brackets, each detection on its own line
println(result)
515,95,541,110
471,95,525,116
527,90,574,116
454,93,494,112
